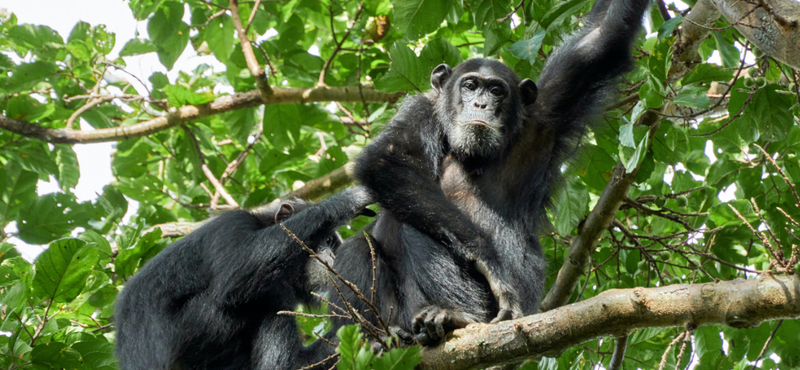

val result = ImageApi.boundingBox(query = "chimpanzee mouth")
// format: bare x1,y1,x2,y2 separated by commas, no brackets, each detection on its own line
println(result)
463,119,490,127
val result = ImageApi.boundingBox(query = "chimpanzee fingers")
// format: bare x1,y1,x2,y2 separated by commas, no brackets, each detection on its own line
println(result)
390,326,415,345
415,332,432,346
412,310,429,335
433,312,448,339
424,315,442,343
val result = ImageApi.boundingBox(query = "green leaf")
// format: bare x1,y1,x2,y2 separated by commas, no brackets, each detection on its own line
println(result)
575,144,617,191
674,84,712,109
337,325,364,370
162,84,216,107
55,144,80,191
119,38,158,56
147,2,190,69
708,200,756,227
682,63,735,85
540,0,590,29
554,183,589,235
392,0,453,39
0,282,27,313
373,346,422,370
32,238,99,303
507,27,546,64
623,134,649,174
374,43,428,93
115,228,165,279
0,162,38,226
619,122,636,148
31,342,83,369
205,15,235,63
7,23,64,52
129,0,165,20
419,38,463,69
751,85,794,142
17,193,93,244
72,336,117,370
657,15,682,40
472,0,511,31
713,31,739,68
3,61,57,94
222,107,259,146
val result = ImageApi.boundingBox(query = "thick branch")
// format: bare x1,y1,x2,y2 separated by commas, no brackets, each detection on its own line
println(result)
420,275,800,370
0,87,402,144
540,164,636,311
711,0,800,70
670,0,721,79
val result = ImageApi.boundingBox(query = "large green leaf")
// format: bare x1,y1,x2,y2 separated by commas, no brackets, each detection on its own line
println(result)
32,238,99,303
392,0,454,39
147,1,190,69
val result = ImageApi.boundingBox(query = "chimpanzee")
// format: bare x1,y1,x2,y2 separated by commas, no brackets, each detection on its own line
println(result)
114,187,373,370
332,0,650,345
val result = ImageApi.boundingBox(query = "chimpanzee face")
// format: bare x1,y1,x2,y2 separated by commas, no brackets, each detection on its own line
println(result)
431,59,537,161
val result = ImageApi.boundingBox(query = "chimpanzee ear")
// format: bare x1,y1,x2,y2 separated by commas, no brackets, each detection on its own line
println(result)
431,64,453,93
519,78,538,106
274,203,295,223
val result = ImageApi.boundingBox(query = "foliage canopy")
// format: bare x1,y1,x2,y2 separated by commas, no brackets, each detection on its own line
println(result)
0,0,799,369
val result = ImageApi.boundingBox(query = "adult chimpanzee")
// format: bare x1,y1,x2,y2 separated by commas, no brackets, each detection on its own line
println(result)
332,0,650,345
114,187,373,370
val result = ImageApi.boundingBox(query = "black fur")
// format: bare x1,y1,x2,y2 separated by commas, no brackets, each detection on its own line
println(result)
114,187,372,370
333,0,650,345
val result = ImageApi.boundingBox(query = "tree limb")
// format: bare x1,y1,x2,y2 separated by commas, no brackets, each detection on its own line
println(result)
420,275,800,370
0,87,403,144
710,0,800,70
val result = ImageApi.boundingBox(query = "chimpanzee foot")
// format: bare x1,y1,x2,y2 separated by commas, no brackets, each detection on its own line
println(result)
412,306,478,346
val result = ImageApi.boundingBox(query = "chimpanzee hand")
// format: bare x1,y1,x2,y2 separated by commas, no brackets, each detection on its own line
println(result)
411,305,479,346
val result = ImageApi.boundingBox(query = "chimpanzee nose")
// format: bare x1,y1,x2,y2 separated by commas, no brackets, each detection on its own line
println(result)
473,101,487,109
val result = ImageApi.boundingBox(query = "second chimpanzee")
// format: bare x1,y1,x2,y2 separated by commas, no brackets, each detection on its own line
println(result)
114,187,372,370
333,0,650,344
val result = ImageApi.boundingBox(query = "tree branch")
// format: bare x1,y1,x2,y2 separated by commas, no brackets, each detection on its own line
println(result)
229,0,272,99
711,0,800,70
0,87,403,144
420,275,800,370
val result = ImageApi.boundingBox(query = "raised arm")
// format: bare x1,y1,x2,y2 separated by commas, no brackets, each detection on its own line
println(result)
534,0,650,136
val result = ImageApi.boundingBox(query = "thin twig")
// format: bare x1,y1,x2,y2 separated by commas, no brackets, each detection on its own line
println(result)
750,321,783,370
182,125,239,208
318,2,365,86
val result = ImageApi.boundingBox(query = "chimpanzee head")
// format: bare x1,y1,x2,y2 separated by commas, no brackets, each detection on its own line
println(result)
270,201,342,296
432,59,537,162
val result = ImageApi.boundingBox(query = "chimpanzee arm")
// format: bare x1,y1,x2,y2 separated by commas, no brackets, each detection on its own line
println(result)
356,95,487,259
534,0,650,138
210,187,373,308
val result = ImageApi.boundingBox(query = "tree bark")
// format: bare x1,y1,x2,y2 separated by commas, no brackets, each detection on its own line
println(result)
420,275,800,370
712,0,800,70
0,87,402,144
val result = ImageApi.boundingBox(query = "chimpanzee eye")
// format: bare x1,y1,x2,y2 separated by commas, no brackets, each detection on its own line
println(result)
326,236,334,245
463,80,477,91
490,86,504,96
